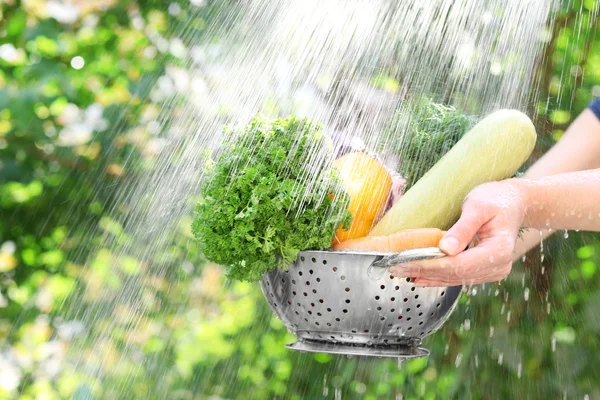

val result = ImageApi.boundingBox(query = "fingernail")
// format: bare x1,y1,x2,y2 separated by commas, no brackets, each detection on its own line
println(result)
439,236,460,255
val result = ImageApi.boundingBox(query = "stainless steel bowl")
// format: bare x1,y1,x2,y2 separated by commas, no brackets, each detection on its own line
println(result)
260,248,462,358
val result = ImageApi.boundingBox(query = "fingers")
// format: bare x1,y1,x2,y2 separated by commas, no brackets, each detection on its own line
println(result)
390,239,514,286
439,209,491,256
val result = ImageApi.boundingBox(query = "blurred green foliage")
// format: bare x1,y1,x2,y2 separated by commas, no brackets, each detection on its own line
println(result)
0,0,599,399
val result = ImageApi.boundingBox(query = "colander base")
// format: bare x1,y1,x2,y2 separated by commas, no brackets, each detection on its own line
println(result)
287,339,430,359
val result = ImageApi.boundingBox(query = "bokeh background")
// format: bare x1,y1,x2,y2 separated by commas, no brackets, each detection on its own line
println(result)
1,0,600,399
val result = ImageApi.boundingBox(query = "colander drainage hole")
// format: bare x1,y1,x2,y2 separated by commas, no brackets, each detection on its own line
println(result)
345,287,350,292
377,306,382,311
305,281,310,286
351,329,357,333
403,298,409,302
387,323,393,327
390,297,396,302
327,323,331,327
398,316,403,320
322,260,327,265
316,278,321,282
292,291,296,296
411,287,416,292
315,322,320,326
303,292,308,296
441,291,445,296
343,309,348,313
383,339,389,343
380,285,385,290
317,312,322,316
295,311,299,315
416,304,421,308
345,299,351,304
301,256,305,261
430,312,434,316
407,317,412,321
266,282,270,286
364,329,369,333
395,286,400,290
311,258,316,263
375,296,380,300
415,294,419,299
319,299,324,303
304,318,309,322
436,303,441,307
299,271,303,276
419,322,424,325
308,311,312,315
311,303,315,307
380,317,385,321
335,318,341,322
292,280,296,284
405,278,411,282
327,308,332,312
330,336,335,339
281,279,285,284
287,301,291,305
418,312,423,316
340,275,346,281
297,303,301,307
333,267,338,272
312,289,317,294
407,308,411,312
389,274,394,280
408,327,413,331
309,269,314,274
390,308,395,312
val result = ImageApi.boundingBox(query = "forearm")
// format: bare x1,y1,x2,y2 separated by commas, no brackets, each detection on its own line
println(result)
514,169,600,232
513,109,600,258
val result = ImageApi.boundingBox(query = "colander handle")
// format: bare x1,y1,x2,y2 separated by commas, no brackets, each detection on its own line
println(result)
369,247,447,268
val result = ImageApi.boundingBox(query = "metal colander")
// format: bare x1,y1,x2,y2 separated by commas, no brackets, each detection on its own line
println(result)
260,248,463,358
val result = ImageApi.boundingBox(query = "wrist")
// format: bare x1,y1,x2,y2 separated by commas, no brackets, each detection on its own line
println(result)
506,177,536,227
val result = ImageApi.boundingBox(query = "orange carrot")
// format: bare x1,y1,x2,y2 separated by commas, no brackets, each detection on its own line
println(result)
332,228,445,252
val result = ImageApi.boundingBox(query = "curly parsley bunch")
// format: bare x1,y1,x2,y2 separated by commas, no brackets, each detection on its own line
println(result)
192,115,352,282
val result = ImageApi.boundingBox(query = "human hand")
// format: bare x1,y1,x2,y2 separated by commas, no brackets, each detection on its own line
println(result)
389,180,527,287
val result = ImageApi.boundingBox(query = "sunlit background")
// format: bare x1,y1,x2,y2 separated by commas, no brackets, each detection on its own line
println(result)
1,0,600,398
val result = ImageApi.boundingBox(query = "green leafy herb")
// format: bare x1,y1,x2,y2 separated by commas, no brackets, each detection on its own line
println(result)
388,98,475,190
192,115,352,282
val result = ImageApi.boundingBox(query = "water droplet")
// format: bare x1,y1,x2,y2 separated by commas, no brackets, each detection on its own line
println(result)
464,319,471,331
471,287,477,296
524,288,529,301
517,362,522,378
521,254,527,262
474,354,479,368
489,326,494,338
455,353,463,367
507,310,511,323
551,336,556,352
545,218,550,226
498,353,503,365
564,230,569,239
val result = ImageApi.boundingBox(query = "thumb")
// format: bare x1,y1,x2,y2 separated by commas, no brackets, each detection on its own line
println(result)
439,210,488,256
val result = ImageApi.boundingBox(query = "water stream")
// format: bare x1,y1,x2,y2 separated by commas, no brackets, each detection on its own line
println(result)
15,0,599,398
